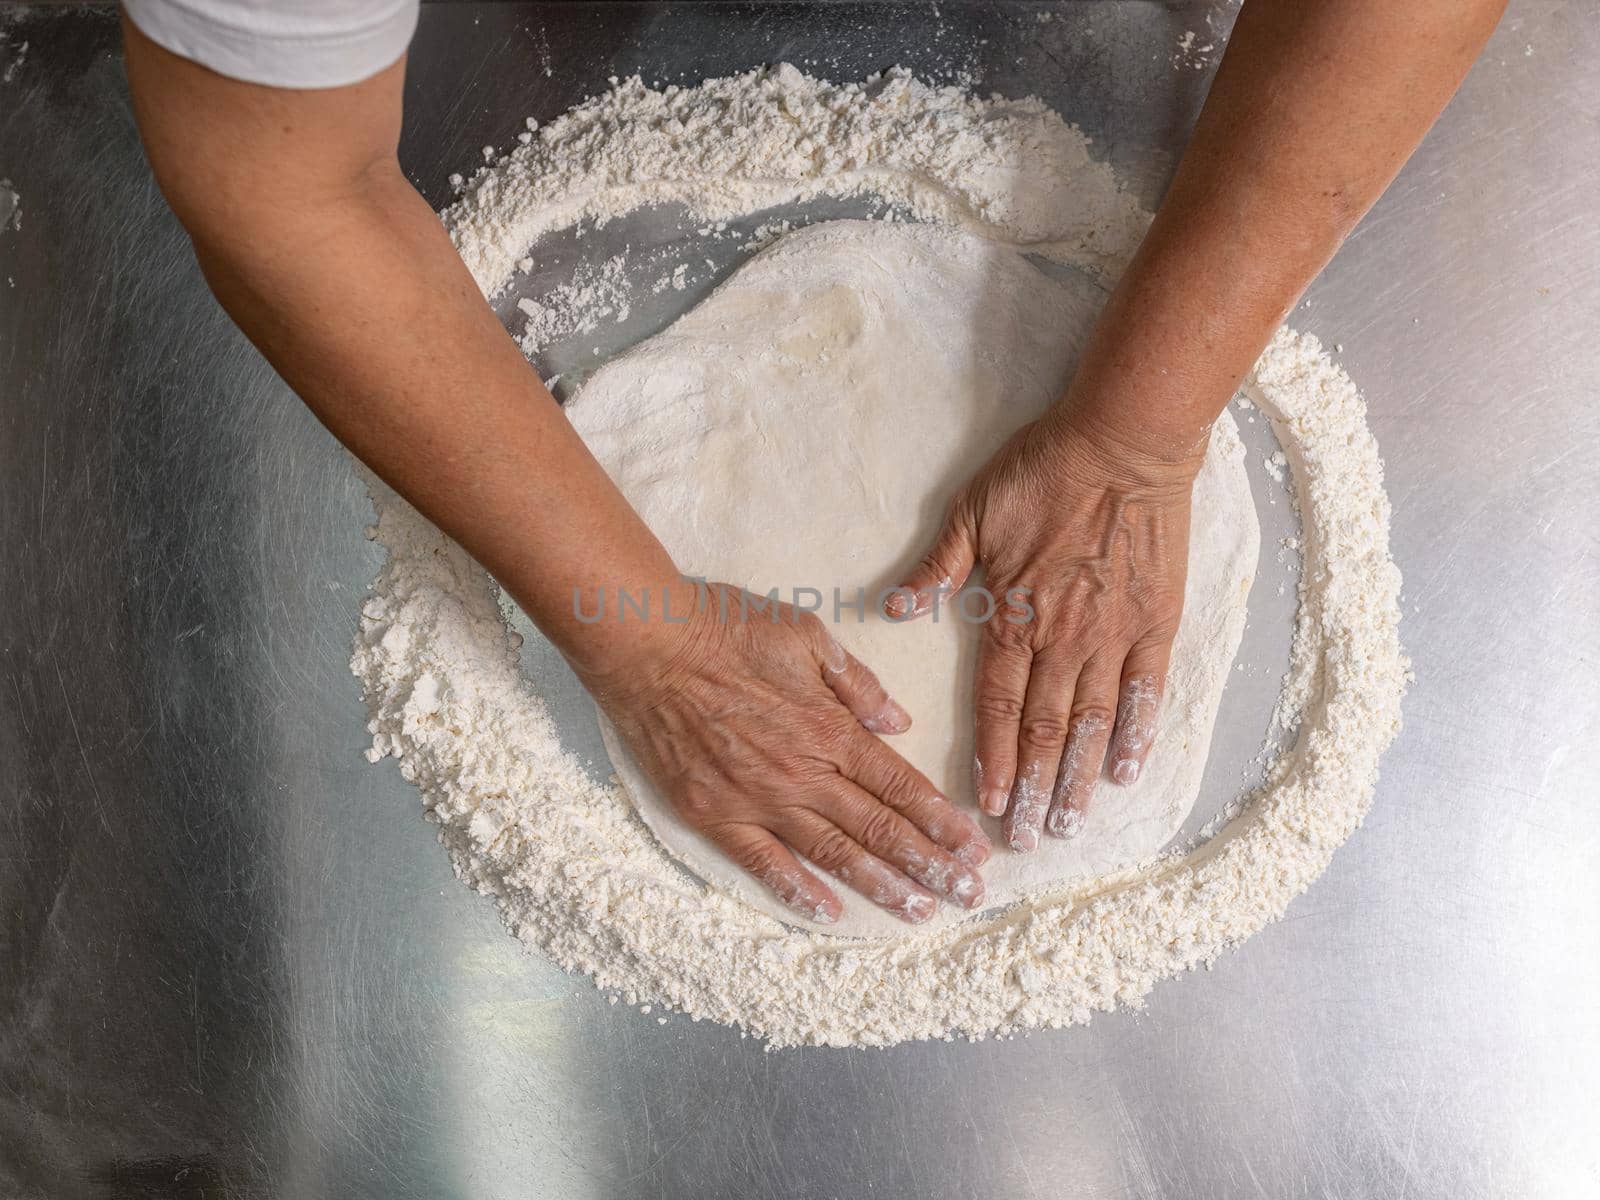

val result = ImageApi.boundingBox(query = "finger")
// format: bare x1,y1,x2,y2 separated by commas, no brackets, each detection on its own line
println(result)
1003,649,1078,853
1045,655,1119,839
808,623,911,736
821,771,986,906
1109,639,1172,786
846,732,989,867
883,502,977,621
781,810,941,924
710,823,842,926
972,618,1031,818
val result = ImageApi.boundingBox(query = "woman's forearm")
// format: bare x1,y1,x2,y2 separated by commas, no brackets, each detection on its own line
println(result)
123,26,688,682
1055,0,1506,468
192,168,691,677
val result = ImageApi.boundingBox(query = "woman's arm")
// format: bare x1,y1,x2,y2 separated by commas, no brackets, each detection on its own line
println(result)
893,0,1506,851
121,18,989,922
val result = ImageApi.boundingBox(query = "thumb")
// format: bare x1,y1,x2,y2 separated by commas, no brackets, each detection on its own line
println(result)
883,504,977,621
816,633,912,736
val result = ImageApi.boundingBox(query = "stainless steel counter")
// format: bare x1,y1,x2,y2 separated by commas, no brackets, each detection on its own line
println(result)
2,3,1596,1197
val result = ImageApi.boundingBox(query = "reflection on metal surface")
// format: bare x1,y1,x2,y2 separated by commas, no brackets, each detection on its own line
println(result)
1,4,1596,1198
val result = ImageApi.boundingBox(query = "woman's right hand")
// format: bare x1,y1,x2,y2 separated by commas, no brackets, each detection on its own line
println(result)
580,583,990,925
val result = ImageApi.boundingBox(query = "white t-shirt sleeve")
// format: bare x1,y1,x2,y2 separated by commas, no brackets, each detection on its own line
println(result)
123,0,420,89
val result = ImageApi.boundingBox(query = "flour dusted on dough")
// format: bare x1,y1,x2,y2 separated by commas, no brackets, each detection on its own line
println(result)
350,66,1408,1045
565,220,1259,938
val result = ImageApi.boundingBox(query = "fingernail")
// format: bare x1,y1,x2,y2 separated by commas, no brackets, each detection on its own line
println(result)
862,700,910,734
1048,807,1085,839
909,855,986,903
900,893,936,924
883,589,910,618
1112,759,1140,785
954,839,989,868
1008,826,1038,853
820,638,848,676
793,895,838,924
982,786,1009,816
951,872,985,908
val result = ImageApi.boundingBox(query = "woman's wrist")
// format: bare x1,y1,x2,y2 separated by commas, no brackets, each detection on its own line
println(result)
547,574,712,700
1041,188,1296,489
1039,390,1211,495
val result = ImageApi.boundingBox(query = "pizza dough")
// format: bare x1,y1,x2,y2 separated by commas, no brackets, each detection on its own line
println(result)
565,220,1259,938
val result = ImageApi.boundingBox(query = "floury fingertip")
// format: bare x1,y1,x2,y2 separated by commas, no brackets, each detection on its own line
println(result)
951,872,985,908
1008,827,1039,853
954,839,989,869
1048,806,1085,839
859,695,911,733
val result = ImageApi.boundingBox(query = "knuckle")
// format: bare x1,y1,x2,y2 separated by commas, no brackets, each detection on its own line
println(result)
865,759,919,808
983,614,1030,651
805,827,857,872
773,745,829,780
833,723,887,769
1069,703,1116,735
730,836,785,882
1019,712,1070,749
894,788,939,825
973,690,1025,726
855,804,906,853
809,719,855,757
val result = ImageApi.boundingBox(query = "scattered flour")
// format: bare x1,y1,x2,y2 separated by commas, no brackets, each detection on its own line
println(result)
1173,30,1216,72
350,66,1408,1047
744,219,795,253
0,179,19,234
515,252,631,355
1,38,27,86
650,263,691,295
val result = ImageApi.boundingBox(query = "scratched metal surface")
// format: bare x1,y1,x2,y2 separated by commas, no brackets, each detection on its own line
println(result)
1,2,1597,1198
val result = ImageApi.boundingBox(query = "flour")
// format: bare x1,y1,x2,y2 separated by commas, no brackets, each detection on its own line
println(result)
515,252,629,355
1,38,27,86
350,66,1408,1046
1173,30,1216,72
0,180,19,235
443,65,1147,298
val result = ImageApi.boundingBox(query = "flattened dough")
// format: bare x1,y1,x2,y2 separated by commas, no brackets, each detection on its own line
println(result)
567,220,1258,937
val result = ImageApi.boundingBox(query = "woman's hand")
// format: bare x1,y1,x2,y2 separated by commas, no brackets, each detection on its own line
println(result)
581,585,991,925
886,414,1201,853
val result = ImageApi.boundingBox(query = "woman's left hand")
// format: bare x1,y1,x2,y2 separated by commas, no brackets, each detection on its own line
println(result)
885,411,1202,852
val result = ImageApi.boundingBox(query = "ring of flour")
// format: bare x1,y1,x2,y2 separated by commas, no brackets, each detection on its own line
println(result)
349,67,1408,1046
